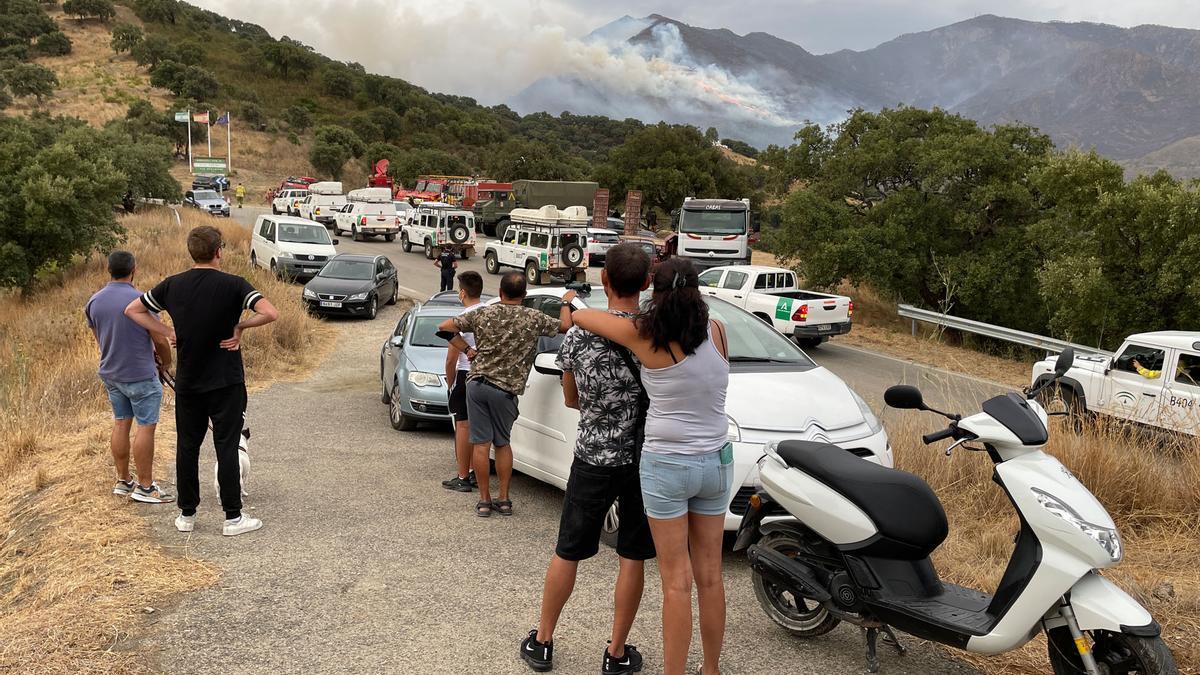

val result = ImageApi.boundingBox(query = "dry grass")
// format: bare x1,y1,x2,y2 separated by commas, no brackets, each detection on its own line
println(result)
0,207,335,671
885,396,1200,673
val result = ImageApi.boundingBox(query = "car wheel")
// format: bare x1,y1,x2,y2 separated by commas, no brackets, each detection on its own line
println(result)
270,259,280,279
485,252,499,274
387,283,398,306
390,381,419,431
795,336,822,350
272,206,279,215
526,261,542,286
401,233,412,252
366,295,378,320
425,240,435,260
353,225,363,242
384,233,395,242
250,250,258,268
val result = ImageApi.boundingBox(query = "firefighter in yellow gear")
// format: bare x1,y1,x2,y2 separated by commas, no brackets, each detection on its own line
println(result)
235,183,246,208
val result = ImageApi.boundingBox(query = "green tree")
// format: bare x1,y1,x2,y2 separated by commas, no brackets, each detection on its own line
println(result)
704,126,719,143
308,140,350,180
319,66,356,97
131,34,176,67
133,0,178,24
150,61,218,99
313,124,364,158
33,30,71,56
238,101,267,131
62,0,114,21
364,141,400,171
174,40,204,66
483,139,587,181
283,104,312,132
721,138,758,159
110,23,143,53
368,106,403,141
2,1,57,41
260,37,317,80
347,114,383,144
7,63,57,101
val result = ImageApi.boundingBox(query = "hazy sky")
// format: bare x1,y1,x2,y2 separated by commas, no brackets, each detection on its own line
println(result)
192,0,1200,103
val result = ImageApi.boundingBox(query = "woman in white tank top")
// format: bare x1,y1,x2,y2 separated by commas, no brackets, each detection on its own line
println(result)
573,257,731,675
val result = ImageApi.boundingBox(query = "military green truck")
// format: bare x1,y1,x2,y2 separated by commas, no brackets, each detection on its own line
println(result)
473,180,600,237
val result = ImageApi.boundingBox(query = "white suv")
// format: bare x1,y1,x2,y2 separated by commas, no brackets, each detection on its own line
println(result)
333,193,399,242
401,204,477,259
249,215,339,280
272,189,308,216
482,206,589,285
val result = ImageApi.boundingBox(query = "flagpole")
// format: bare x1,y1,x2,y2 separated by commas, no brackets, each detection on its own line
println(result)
206,110,212,158
187,109,193,174
226,112,232,175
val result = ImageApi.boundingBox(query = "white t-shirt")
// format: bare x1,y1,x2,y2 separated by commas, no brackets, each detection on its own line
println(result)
454,302,483,372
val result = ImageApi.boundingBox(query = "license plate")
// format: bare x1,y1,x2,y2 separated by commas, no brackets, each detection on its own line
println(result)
819,324,831,331
319,301,342,308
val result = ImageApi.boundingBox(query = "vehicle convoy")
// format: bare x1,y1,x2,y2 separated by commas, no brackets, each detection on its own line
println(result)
675,197,753,270
250,215,339,281
297,181,346,227
473,180,600,237
272,188,309,216
1031,331,1200,436
734,349,1176,674
495,286,892,543
400,203,477,259
302,253,398,320
183,189,230,218
699,265,853,349
482,206,590,285
333,188,399,242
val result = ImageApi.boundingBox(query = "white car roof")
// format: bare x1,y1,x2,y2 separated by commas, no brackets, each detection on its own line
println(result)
587,227,620,234
704,265,793,275
264,215,324,226
1127,331,1200,351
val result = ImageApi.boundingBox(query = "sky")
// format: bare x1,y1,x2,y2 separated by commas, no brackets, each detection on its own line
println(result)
191,0,1200,104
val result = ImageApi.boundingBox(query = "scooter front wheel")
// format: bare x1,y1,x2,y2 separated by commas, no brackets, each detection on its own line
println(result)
751,531,841,638
1047,627,1178,675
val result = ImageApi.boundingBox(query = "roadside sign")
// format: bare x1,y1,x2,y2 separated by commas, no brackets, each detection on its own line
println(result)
624,190,642,236
592,189,609,229
193,156,227,175
174,111,189,123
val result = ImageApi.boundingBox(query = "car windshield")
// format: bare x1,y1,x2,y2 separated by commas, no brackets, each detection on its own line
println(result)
410,316,450,348
319,260,374,280
194,190,220,200
680,209,748,236
278,223,332,244
579,289,813,366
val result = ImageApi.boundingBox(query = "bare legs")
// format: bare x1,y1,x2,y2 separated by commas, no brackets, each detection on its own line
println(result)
111,418,133,481
453,420,472,479
647,512,727,675
111,419,156,485
472,442,512,502
535,555,645,657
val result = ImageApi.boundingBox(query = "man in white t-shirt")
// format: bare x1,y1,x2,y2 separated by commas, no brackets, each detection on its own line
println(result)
442,271,485,492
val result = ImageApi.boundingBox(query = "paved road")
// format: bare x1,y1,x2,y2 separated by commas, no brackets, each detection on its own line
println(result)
141,273,978,674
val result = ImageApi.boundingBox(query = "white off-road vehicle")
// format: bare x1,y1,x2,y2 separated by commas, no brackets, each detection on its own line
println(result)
400,203,477,260
482,205,588,286
1031,331,1200,436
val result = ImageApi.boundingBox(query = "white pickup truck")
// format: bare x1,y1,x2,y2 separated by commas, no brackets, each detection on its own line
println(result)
699,265,852,348
297,181,346,227
333,188,398,242
1031,331,1200,436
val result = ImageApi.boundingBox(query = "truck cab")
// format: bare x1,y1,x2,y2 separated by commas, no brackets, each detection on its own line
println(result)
1031,331,1200,435
675,197,752,270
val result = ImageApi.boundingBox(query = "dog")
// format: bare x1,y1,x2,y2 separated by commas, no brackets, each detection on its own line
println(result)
214,427,251,503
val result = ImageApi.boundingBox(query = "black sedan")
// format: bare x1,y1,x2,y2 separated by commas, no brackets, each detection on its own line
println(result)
302,254,399,320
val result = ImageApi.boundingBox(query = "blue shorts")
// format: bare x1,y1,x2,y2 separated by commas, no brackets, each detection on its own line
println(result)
639,446,735,520
101,377,163,426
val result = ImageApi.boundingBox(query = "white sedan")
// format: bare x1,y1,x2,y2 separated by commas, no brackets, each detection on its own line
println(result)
499,286,893,539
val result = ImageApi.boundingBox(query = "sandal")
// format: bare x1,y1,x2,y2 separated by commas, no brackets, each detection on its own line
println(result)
492,499,513,516
475,500,492,518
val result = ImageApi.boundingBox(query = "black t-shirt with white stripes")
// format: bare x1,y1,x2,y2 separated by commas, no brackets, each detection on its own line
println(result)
141,268,263,393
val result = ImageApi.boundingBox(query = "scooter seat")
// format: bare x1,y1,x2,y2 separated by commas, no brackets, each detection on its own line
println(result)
775,440,948,559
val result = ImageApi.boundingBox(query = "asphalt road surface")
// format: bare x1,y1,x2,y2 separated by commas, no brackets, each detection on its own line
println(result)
138,206,996,674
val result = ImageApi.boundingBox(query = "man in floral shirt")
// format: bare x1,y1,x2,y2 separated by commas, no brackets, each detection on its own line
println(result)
520,244,655,675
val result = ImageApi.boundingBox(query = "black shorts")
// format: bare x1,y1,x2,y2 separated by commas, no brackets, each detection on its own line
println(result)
448,370,469,421
556,458,656,562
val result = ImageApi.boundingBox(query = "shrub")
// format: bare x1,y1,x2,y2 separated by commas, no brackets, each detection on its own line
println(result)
313,124,364,158
174,40,203,66
283,105,311,132
238,101,267,131
109,23,143,53
131,35,176,67
308,140,349,180
7,63,57,102
62,0,115,21
33,30,71,56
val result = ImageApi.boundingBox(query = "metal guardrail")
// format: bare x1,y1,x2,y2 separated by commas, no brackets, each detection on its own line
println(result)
897,304,1112,357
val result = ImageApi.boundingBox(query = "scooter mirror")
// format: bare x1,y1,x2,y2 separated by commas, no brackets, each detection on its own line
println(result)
1054,348,1075,377
884,385,925,410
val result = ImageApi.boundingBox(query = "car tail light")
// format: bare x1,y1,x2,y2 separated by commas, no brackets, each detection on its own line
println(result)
361,216,368,226
792,304,809,322
848,301,854,317
315,207,321,215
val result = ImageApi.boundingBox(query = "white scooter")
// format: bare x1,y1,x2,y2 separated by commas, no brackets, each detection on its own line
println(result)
734,349,1177,674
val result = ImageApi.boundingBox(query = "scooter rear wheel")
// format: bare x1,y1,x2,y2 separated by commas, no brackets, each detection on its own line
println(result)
751,531,841,638
1047,627,1178,675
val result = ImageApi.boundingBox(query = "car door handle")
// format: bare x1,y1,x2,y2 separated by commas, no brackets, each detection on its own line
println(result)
1142,393,1157,398
733,295,743,299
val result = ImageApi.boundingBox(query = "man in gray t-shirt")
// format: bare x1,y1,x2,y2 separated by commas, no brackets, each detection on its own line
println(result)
85,251,174,503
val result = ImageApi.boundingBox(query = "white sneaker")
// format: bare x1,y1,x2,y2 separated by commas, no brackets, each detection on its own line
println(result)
222,515,263,537
175,514,196,532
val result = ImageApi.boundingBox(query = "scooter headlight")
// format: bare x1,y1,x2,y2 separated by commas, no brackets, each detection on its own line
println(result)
1032,488,1122,562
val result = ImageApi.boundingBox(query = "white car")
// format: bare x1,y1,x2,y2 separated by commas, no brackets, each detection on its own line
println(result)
333,199,399,242
249,215,339,280
297,183,347,227
501,286,892,538
585,227,621,265
400,204,477,259
272,189,308,216
1032,331,1200,436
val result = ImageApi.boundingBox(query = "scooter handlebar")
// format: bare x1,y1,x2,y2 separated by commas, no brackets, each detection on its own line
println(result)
922,426,957,444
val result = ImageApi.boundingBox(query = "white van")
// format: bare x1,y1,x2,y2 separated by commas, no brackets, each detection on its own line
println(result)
333,188,399,242
297,182,346,227
249,215,339,280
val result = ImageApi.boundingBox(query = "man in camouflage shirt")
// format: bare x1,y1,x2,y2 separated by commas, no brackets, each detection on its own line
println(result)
439,271,576,517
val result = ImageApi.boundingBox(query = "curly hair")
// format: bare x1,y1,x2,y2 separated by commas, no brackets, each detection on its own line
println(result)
636,257,709,355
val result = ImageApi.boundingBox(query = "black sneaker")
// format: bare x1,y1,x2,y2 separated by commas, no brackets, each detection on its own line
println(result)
441,476,473,492
602,642,643,674
467,470,478,488
520,628,553,672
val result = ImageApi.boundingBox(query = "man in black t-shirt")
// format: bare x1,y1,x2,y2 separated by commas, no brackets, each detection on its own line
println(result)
435,246,458,292
125,225,279,537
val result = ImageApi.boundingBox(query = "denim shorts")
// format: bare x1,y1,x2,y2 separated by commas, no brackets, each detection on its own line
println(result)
101,377,163,426
639,446,735,520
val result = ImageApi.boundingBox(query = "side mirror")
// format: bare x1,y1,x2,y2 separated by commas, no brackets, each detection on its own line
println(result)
389,335,404,348
884,385,926,411
1054,348,1075,377
533,352,562,377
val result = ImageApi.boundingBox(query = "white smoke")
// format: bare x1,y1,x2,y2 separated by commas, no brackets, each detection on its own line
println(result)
191,0,806,129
